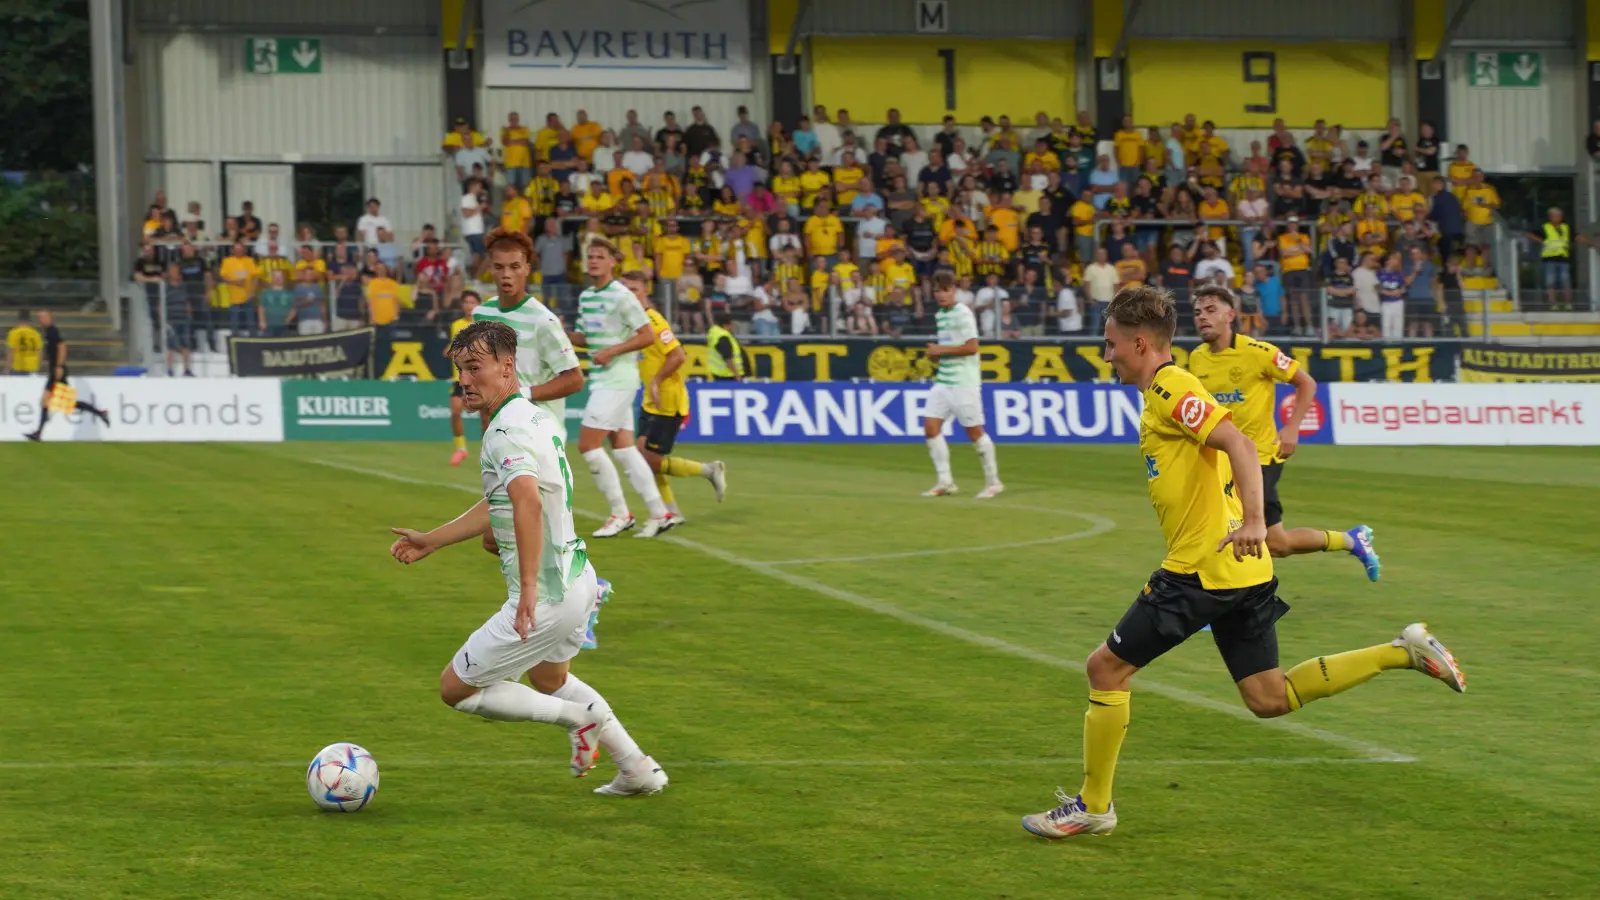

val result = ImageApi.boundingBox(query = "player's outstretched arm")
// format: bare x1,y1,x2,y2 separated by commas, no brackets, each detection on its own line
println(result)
505,476,545,639
390,499,490,564
1206,419,1267,560
1279,369,1317,457
529,366,584,403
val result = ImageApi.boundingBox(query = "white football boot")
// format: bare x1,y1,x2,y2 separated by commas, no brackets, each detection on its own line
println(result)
664,510,688,529
567,701,613,777
594,756,669,796
705,460,728,502
1395,622,1466,692
591,514,635,538
974,483,1005,500
1021,790,1117,839
634,515,673,538
921,482,959,497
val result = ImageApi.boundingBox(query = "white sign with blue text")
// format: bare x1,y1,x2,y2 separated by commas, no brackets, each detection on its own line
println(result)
482,0,752,91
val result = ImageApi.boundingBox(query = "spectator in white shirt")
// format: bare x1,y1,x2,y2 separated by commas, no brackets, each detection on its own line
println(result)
812,105,843,162
769,218,802,257
459,180,486,267
453,143,492,187
1054,282,1083,333
1081,247,1120,333
1352,251,1381,318
355,199,390,246
974,271,1007,336
1349,140,1375,176
831,132,866,169
948,139,971,174
621,135,655,178
254,221,284,258
1237,186,1269,270
1194,243,1236,286
898,136,929,187
856,207,887,261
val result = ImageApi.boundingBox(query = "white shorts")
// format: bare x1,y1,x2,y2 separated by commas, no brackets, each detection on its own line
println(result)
581,387,638,432
925,384,985,427
451,562,599,688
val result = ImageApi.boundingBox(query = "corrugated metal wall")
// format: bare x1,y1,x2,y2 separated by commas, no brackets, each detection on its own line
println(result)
808,0,1081,37
135,0,436,31
1130,0,1403,40
138,32,444,159
1447,49,1578,172
371,164,452,240
1448,0,1574,44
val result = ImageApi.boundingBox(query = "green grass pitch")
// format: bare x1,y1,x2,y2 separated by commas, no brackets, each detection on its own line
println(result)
2,441,1597,899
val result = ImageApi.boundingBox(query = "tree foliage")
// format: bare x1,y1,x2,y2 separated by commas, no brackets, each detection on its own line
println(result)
0,0,93,171
0,176,98,277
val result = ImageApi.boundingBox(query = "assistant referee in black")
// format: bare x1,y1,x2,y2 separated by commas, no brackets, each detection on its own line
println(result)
24,309,111,441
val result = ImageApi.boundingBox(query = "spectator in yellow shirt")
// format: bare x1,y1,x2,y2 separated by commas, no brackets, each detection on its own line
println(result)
1390,175,1425,222
534,112,565,161
654,218,693,282
1070,189,1097,265
500,112,533,193
441,117,490,152
218,241,258,337
1023,139,1060,174
1112,115,1143,187
832,152,867,206
500,185,533,234
1356,205,1390,257
1462,168,1501,250
799,157,832,211
1447,145,1477,199
804,200,845,265
364,262,402,327
988,194,1021,252
569,109,603,162
580,181,616,216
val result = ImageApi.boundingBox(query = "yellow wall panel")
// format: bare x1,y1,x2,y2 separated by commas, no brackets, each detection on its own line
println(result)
1413,0,1445,60
811,37,1075,125
1129,40,1390,128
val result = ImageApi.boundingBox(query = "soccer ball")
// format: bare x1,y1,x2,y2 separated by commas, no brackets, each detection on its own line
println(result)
306,742,380,812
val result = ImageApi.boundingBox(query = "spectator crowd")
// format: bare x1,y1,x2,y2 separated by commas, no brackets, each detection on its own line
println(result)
133,103,1538,374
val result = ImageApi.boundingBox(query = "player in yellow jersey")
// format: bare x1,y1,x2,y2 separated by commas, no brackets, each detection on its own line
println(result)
1020,286,1464,841
446,291,482,466
621,271,727,530
1188,285,1381,580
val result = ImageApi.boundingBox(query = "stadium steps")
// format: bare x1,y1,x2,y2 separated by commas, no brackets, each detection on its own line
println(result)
1468,311,1600,338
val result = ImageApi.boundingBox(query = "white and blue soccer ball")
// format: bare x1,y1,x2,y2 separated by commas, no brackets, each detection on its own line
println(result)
306,742,380,812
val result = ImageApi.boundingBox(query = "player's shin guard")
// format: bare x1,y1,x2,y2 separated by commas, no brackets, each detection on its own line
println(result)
974,434,999,486
454,682,588,727
613,445,667,518
661,456,704,477
553,674,645,770
1079,689,1130,815
926,435,952,482
654,471,678,512
582,448,630,517
1283,644,1412,710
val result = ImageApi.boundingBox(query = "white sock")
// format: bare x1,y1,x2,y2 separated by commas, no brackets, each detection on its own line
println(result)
613,445,667,518
552,673,645,771
582,448,629,517
975,434,1000,486
454,682,587,728
926,436,952,483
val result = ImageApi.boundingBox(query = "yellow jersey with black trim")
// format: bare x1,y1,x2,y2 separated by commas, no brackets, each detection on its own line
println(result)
638,307,688,416
1141,363,1273,590
1187,333,1301,465
7,324,43,373
449,315,471,381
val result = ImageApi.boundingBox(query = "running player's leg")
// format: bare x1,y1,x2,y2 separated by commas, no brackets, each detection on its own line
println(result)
449,386,469,466
634,423,680,517
642,411,725,505
922,386,956,495
1022,571,1219,838
954,387,1001,498
579,389,632,532
609,426,669,531
1260,463,1381,580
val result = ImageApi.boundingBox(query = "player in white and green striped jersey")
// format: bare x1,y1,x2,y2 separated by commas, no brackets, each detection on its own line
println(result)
922,272,1003,498
470,228,584,426
565,236,672,539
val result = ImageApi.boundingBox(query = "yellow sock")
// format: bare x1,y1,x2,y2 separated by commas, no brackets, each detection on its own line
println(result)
1284,644,1411,710
662,456,704,478
1322,530,1347,552
453,435,467,452
654,471,676,508
1078,689,1130,815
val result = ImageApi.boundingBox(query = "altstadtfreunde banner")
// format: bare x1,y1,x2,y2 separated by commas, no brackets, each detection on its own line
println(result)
1459,344,1600,382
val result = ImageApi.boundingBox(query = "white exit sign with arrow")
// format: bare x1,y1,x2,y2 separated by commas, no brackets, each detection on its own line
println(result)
1470,51,1541,88
246,37,323,75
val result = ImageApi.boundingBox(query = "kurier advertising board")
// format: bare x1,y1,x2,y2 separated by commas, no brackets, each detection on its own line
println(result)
0,377,283,442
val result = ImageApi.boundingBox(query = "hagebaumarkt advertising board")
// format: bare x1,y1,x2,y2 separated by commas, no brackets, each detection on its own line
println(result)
481,0,752,91
0,377,283,442
679,382,1335,445
282,381,585,442
1327,383,1598,446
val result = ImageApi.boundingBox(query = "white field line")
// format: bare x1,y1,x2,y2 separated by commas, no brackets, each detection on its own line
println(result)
0,756,1402,771
304,457,1418,765
757,510,1117,565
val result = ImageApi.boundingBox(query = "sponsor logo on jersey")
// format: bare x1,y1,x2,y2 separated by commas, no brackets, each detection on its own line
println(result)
1211,389,1245,404
1273,350,1294,371
1170,391,1216,434
501,455,526,467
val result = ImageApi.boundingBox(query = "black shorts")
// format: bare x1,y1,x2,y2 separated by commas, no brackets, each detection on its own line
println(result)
1107,569,1290,682
43,368,69,392
1262,461,1284,528
638,410,685,455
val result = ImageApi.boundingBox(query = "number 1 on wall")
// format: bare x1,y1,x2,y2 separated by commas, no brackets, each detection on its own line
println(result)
938,48,956,111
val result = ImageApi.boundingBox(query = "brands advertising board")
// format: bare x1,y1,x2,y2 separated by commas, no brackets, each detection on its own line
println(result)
1329,383,1597,446
0,377,283,442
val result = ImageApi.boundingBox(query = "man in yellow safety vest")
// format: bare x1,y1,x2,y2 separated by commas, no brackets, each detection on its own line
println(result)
705,310,745,381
